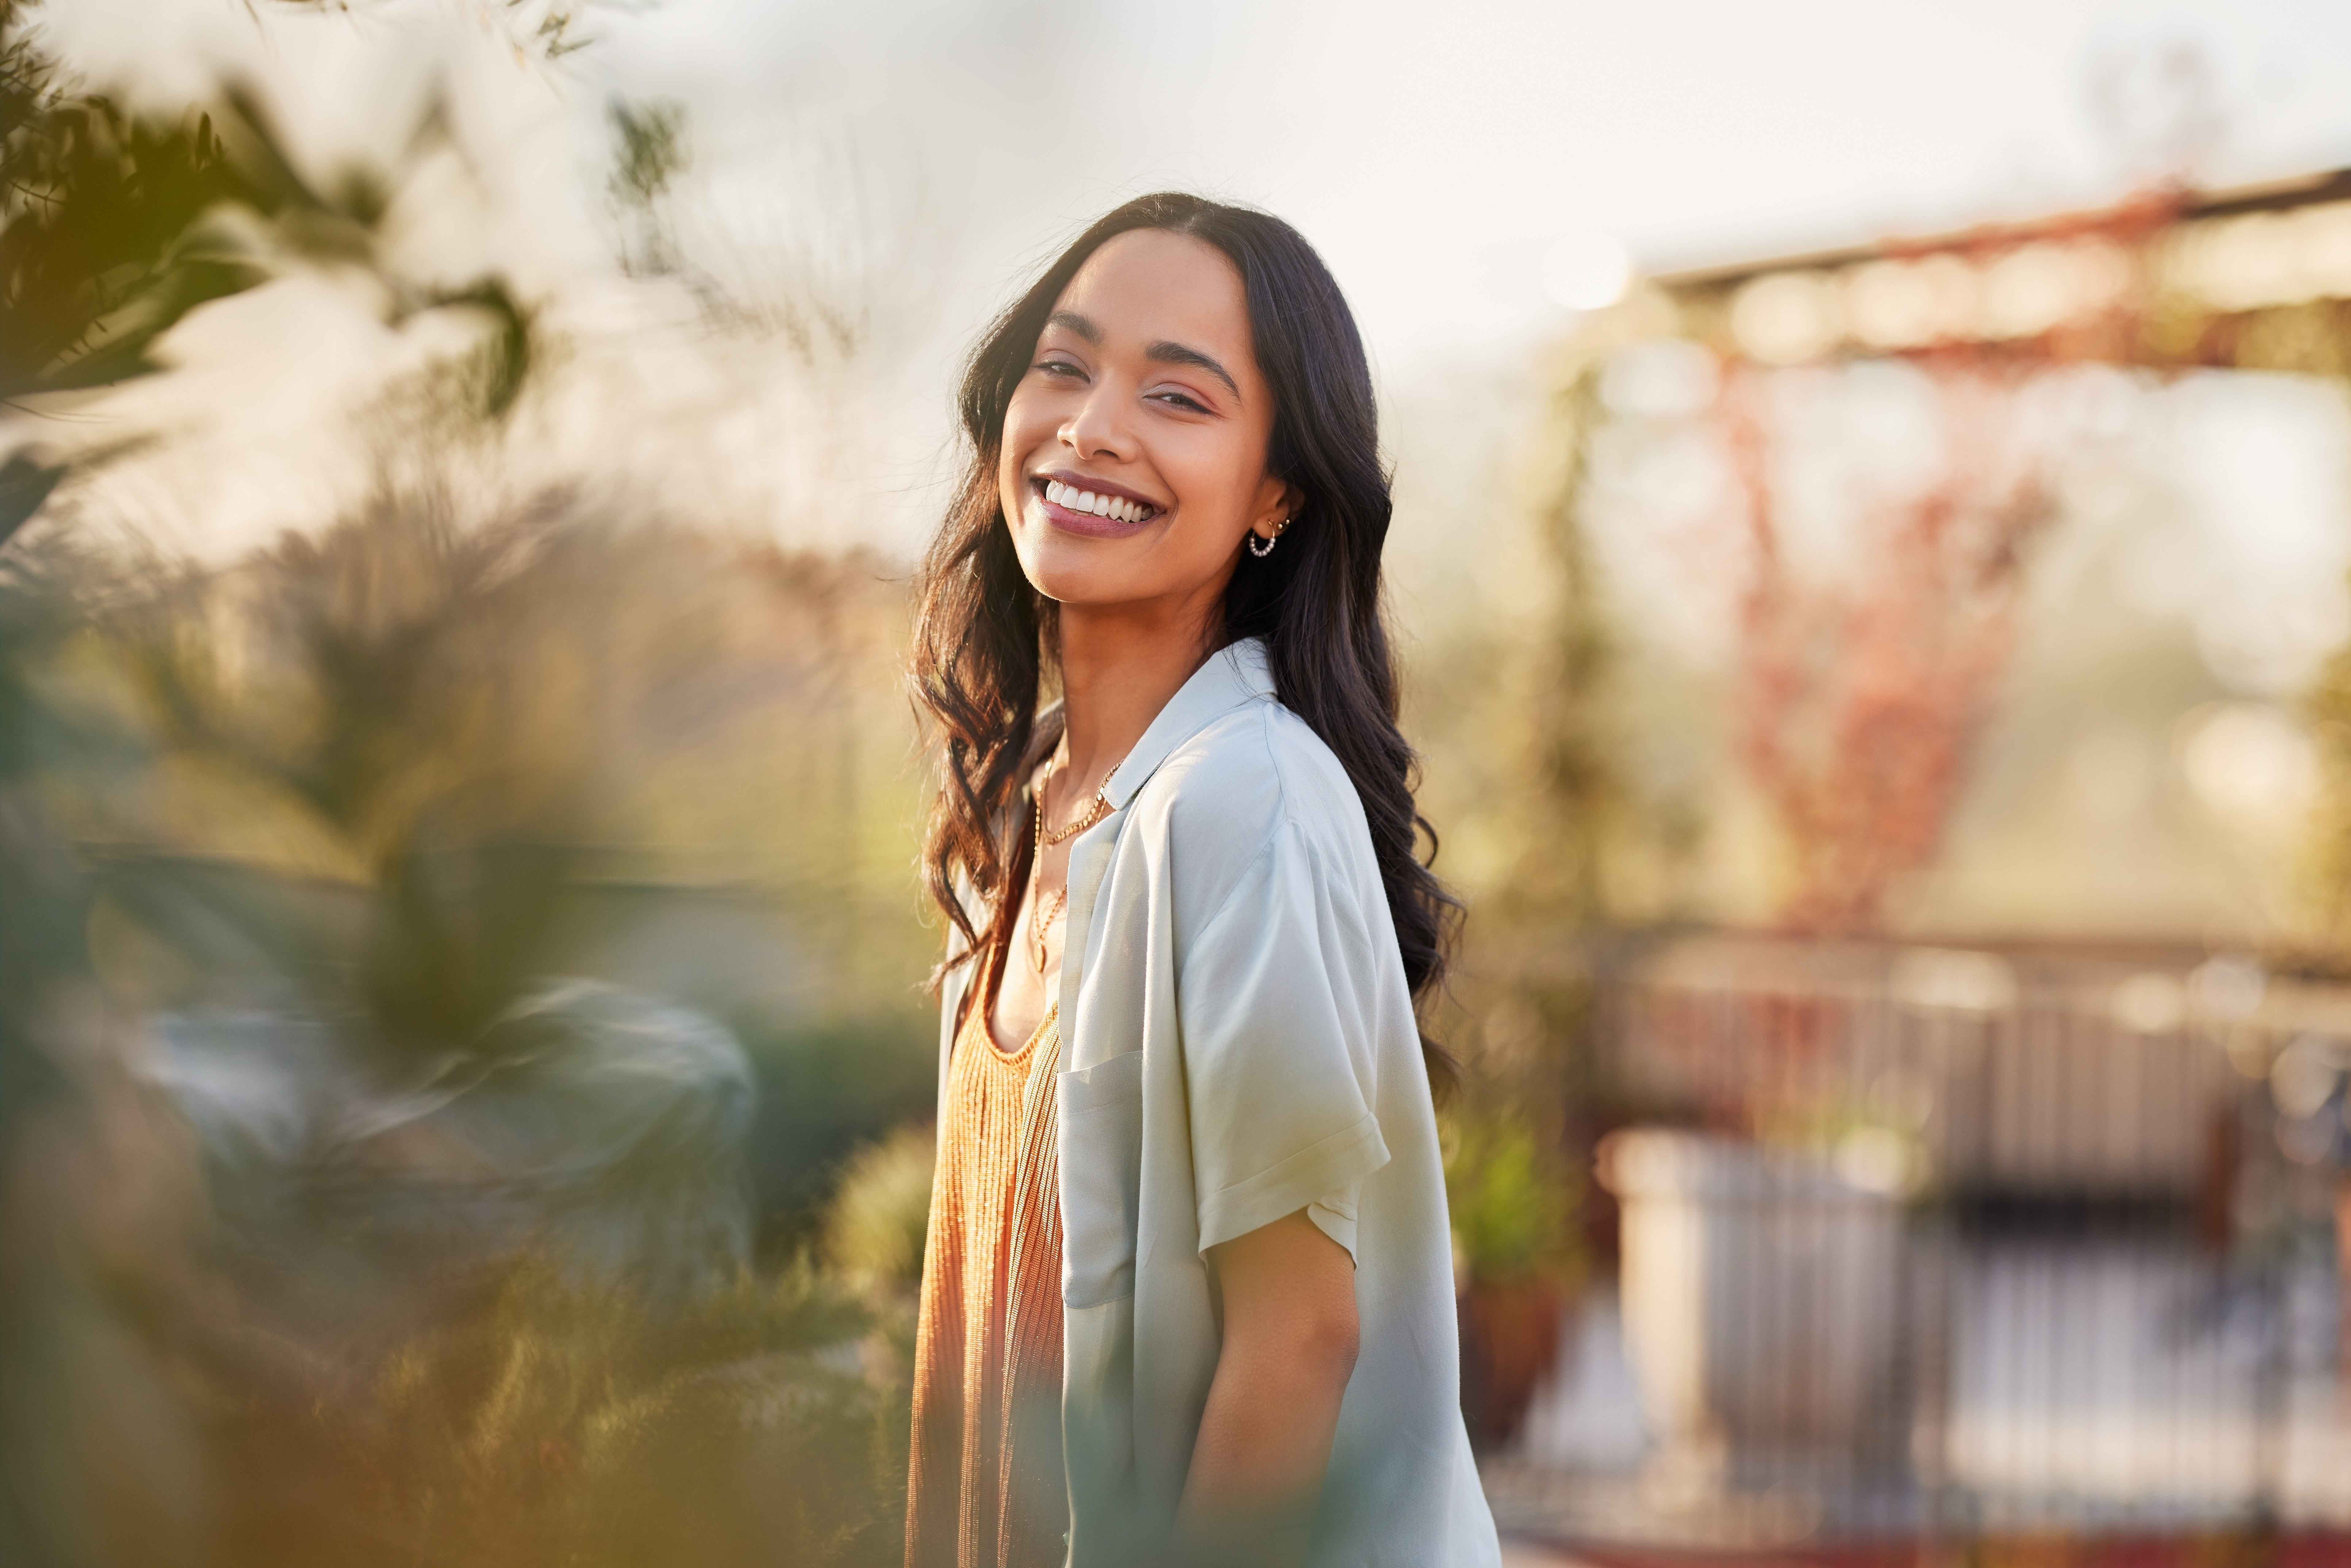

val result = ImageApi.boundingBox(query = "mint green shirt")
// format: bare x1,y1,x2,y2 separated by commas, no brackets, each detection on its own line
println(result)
935,639,1500,1567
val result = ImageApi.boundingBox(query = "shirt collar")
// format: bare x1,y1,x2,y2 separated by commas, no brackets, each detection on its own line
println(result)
1100,637,1275,811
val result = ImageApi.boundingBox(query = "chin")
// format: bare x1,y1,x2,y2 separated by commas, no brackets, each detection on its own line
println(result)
1011,508,1233,614
1017,546,1128,608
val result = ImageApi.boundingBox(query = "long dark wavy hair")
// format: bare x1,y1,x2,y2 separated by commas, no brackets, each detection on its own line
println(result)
910,192,1458,1083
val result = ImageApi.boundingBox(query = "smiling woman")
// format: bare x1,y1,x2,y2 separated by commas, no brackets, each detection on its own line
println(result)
904,194,1497,1568
998,233,1297,642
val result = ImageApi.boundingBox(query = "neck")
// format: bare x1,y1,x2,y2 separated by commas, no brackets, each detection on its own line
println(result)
1054,591,1222,792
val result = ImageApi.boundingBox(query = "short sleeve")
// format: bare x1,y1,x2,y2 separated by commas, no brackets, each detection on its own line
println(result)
1306,1182,1362,1265
1179,822,1392,1255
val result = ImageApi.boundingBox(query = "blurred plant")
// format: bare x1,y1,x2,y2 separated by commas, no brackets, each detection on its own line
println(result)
94,484,605,1039
610,98,686,278
2,467,934,1566
2298,640,2351,968
5,1213,909,1567
1506,359,1631,929
0,530,116,994
1717,363,2055,934
0,0,267,409
146,976,762,1298
741,1013,937,1261
1446,1100,1583,1452
191,1258,904,1568
817,1123,934,1402
1446,1107,1583,1290
0,0,567,539
69,477,918,1024
0,347,941,1555
1604,174,2351,935
0,538,121,1566
0,5,944,1563
820,1123,934,1306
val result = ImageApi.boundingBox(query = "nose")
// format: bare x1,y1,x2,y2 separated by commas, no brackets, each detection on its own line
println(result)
1060,374,1135,463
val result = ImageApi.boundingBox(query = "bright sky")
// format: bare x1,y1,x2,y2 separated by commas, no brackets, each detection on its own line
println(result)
23,0,2351,565
592,0,2351,373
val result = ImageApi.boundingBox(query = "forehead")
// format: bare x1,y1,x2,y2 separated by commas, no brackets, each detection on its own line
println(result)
1053,230,1257,368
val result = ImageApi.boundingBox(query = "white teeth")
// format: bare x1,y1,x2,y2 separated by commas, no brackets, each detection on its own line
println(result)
1047,482,1152,522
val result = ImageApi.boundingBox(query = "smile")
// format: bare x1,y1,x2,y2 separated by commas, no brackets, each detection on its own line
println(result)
1034,474,1163,530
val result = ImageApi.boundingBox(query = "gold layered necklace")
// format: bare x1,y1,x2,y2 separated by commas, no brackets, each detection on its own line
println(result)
1028,758,1112,973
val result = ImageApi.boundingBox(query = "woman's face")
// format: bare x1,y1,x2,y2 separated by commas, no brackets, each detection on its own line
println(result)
998,229,1300,622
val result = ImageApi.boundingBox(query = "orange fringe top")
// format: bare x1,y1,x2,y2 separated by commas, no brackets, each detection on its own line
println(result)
905,954,1068,1568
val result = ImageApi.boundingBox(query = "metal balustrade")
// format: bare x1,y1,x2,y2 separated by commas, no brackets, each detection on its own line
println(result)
1485,935,2351,1551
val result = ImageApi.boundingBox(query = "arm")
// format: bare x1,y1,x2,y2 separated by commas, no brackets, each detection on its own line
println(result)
1174,1209,1360,1568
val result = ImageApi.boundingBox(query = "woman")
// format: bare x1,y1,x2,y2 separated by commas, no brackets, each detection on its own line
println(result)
906,193,1500,1568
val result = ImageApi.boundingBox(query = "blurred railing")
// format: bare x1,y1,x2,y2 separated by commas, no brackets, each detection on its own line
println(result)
1487,934,2351,1550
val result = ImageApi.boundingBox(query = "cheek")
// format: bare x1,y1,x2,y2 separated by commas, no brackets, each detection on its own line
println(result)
999,394,1056,487
995,446,1025,511
996,416,1037,506
1162,428,1266,523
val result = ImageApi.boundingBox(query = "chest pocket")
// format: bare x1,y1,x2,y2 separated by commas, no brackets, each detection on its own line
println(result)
1058,1050,1144,1308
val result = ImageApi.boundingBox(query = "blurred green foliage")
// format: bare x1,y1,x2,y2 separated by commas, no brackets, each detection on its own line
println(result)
821,1123,936,1305
12,1248,894,1563
0,0,263,407
1446,1107,1584,1288
64,473,940,1208
206,1262,903,1568
0,481,939,1563
0,0,535,533
0,8,947,1562
2301,648,2351,969
746,1018,938,1260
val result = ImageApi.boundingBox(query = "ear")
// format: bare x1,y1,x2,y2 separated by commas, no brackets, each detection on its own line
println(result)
1248,476,1308,545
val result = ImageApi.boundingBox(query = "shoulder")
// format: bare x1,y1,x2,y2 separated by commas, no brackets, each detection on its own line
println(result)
1126,695,1376,928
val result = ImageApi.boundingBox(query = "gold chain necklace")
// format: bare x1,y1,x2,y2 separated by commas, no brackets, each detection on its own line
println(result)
1035,758,1112,848
1028,760,1112,972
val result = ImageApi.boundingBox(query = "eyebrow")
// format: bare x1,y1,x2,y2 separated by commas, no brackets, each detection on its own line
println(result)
1045,310,1242,402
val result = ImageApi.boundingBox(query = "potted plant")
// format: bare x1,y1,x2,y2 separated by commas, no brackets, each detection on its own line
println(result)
1448,1110,1585,1452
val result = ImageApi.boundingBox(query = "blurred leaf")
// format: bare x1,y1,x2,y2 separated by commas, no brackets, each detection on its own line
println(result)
0,7,331,404
430,280,534,417
608,99,683,210
198,1258,903,1567
0,4,547,538
0,454,62,543
1446,1110,1581,1287
742,1016,936,1258
820,1124,934,1303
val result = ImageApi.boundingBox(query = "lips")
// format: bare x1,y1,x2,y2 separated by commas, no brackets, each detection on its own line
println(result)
1029,473,1166,538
